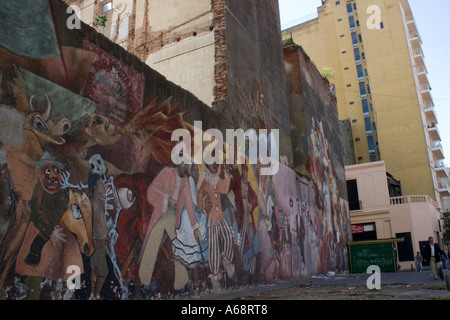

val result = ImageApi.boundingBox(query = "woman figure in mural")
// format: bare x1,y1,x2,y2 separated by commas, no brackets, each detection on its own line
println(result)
138,163,200,292
171,163,208,279
197,162,235,290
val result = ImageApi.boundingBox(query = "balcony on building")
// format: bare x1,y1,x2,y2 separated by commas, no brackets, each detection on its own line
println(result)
437,178,450,196
424,103,437,124
431,141,445,161
434,161,449,178
427,121,441,141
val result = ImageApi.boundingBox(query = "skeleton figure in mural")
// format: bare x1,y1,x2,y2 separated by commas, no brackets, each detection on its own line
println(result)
84,153,129,299
15,152,94,299
197,163,235,290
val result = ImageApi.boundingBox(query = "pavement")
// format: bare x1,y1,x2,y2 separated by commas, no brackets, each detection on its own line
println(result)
184,266,450,300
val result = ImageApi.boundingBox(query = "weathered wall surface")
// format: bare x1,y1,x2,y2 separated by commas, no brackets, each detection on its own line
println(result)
284,43,347,199
0,0,350,300
223,0,293,167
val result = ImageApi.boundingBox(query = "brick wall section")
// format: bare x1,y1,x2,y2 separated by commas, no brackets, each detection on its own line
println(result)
283,42,303,95
211,0,227,113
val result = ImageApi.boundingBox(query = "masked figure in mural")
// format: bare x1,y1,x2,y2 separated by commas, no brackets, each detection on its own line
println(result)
14,152,93,299
171,163,208,279
0,71,72,291
138,163,201,292
197,163,234,290
230,164,259,283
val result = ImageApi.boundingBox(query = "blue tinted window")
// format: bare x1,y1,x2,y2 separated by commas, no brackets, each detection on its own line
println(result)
347,3,353,14
354,48,361,62
349,16,355,29
351,32,358,46
356,64,364,79
364,117,372,133
362,99,369,114
359,82,366,96
367,136,375,152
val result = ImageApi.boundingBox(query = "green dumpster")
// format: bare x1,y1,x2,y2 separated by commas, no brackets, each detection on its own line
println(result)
347,238,402,273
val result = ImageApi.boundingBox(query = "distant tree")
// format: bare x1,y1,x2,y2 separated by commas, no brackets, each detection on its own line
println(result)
321,67,335,80
94,15,108,28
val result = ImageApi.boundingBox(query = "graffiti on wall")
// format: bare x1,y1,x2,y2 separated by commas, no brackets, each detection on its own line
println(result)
0,0,350,300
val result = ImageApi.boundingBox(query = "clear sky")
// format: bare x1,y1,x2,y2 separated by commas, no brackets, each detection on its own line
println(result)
279,0,450,166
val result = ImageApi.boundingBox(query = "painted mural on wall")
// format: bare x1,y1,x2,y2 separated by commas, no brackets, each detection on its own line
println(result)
0,0,350,300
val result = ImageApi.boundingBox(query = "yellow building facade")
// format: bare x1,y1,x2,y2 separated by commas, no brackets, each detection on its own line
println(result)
283,0,444,205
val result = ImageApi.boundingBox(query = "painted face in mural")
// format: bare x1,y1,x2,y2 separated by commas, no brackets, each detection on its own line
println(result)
40,164,63,195
83,113,120,146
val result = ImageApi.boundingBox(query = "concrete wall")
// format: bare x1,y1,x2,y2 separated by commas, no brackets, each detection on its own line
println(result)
0,0,350,300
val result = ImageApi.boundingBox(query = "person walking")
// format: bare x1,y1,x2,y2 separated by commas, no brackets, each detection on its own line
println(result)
415,251,423,272
422,236,448,280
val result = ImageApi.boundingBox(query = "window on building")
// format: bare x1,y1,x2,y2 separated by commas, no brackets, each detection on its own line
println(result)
347,3,353,14
351,32,358,46
358,34,363,43
359,81,367,97
356,64,364,80
380,22,385,29
352,223,377,241
362,99,369,115
102,2,112,13
367,135,375,153
353,3,357,10
369,154,377,162
396,232,414,262
336,1,341,5
354,47,361,63
349,16,356,29
372,122,377,131
347,179,361,211
364,117,372,133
